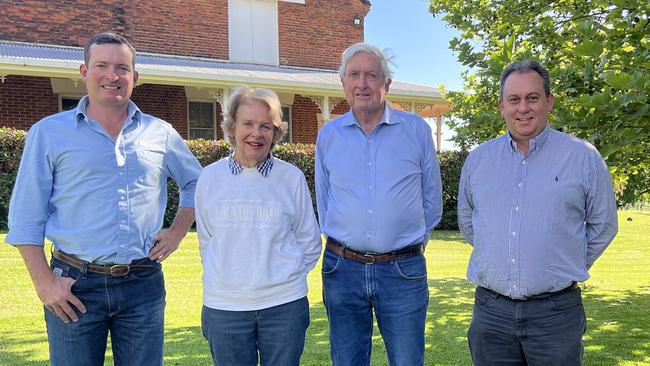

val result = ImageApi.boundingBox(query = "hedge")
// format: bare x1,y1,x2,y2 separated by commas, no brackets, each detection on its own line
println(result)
0,127,465,232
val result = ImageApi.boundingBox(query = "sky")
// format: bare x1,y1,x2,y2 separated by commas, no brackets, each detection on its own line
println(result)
364,0,465,150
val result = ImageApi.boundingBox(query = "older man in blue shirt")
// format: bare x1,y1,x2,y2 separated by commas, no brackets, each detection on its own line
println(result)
6,32,201,366
315,43,442,366
458,60,618,365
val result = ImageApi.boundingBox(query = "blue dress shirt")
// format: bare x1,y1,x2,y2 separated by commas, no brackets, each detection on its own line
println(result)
6,96,202,264
458,126,618,299
315,104,442,253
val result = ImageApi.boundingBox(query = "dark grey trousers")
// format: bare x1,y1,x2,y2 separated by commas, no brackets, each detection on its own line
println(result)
467,285,586,366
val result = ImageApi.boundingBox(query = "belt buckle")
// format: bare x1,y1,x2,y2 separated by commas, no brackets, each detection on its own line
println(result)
362,253,376,265
109,264,130,277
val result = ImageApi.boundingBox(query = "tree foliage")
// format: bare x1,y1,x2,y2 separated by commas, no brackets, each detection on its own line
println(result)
430,0,650,206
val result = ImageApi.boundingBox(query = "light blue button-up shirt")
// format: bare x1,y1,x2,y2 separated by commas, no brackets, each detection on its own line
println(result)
315,104,442,253
458,127,618,299
6,96,202,264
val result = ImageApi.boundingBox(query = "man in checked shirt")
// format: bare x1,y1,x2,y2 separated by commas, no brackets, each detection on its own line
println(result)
458,60,618,365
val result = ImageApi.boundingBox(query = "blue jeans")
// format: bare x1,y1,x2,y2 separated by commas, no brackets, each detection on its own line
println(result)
322,248,429,366
201,296,310,366
45,256,166,366
467,285,586,366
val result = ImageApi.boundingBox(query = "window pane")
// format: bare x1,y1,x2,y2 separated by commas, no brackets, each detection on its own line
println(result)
189,102,215,139
61,98,79,111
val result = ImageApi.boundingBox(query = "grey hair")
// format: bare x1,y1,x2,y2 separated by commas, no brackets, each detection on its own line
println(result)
500,60,551,98
221,86,288,147
338,42,394,83
84,32,136,68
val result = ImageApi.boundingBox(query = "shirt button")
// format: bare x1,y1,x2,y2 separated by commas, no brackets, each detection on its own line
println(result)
511,258,516,264
511,231,516,236
517,182,522,187
515,206,519,211
368,139,372,143
513,285,517,289
368,210,373,214
367,234,372,239
522,160,527,165
368,186,373,189
368,162,372,166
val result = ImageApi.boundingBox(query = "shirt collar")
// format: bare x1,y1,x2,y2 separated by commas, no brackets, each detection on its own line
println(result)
505,124,551,155
74,96,142,128
343,102,394,127
227,150,274,177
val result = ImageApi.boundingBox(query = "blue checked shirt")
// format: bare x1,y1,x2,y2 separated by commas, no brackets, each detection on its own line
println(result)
315,104,442,253
6,96,202,264
458,127,618,299
227,150,274,177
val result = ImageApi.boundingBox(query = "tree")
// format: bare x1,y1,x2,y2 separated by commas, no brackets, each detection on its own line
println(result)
430,0,650,206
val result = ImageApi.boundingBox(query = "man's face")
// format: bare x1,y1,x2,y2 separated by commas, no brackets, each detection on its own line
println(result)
341,52,391,118
499,71,554,146
80,43,138,108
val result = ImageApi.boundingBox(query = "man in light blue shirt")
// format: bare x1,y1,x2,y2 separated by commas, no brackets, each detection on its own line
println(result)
6,32,201,366
315,43,442,366
458,60,618,365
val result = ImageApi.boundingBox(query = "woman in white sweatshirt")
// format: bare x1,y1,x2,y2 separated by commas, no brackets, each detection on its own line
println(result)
195,86,322,366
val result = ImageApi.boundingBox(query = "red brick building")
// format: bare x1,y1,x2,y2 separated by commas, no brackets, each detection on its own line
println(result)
0,0,449,146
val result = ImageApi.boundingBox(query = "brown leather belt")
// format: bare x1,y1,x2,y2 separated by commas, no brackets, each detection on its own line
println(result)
52,249,158,277
326,238,424,265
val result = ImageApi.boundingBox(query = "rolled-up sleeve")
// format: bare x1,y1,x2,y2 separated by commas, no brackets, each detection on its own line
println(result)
164,128,202,208
6,126,53,246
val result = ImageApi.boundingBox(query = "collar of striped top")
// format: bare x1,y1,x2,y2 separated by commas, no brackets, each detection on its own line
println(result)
227,150,274,177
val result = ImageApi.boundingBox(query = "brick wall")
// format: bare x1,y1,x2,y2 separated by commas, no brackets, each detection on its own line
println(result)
0,0,228,59
1,0,367,66
278,0,369,69
290,95,349,144
0,76,329,144
0,75,59,129
131,84,188,136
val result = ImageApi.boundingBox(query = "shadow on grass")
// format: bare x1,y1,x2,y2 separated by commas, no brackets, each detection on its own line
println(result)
582,287,650,365
2,284,648,365
0,329,49,366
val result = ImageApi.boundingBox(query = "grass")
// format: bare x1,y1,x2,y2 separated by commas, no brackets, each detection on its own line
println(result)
1,210,649,365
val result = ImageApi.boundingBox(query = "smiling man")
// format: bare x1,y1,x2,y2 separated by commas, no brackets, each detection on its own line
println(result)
6,32,202,366
315,43,442,366
458,60,618,365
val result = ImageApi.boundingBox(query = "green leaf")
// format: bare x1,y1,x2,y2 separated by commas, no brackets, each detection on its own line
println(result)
573,41,604,58
604,72,633,89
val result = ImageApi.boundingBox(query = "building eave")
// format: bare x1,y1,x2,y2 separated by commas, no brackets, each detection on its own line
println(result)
0,40,448,106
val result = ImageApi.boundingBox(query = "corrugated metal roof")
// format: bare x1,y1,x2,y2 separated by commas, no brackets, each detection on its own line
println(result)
0,40,444,99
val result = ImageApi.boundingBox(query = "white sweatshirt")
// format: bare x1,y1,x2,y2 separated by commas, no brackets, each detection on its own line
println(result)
195,157,322,311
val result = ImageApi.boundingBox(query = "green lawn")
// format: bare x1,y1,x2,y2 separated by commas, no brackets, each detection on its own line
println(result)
1,210,648,365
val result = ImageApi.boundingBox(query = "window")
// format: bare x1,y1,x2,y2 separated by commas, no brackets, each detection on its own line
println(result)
60,97,80,111
229,0,279,65
188,102,216,140
277,106,292,144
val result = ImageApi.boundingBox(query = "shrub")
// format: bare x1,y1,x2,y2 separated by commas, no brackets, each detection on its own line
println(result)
0,128,27,229
437,150,468,230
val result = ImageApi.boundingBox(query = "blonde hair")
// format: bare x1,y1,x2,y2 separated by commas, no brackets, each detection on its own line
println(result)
221,86,288,147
